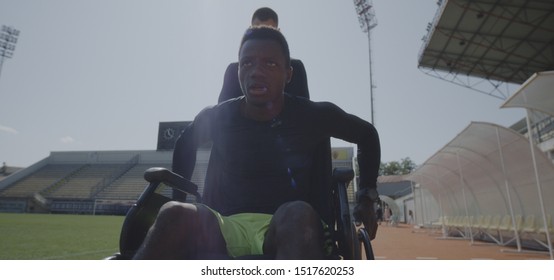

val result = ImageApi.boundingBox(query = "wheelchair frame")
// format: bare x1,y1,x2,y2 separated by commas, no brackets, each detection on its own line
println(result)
110,167,374,260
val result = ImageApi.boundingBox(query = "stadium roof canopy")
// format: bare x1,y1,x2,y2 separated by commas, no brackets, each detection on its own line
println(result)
418,0,554,99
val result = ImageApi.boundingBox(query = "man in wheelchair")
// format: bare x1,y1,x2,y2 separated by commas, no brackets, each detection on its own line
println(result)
133,26,381,260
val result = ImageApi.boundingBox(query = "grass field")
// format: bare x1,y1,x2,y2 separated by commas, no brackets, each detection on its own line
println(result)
0,213,125,260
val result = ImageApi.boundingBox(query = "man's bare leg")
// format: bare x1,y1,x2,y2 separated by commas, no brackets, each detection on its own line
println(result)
263,201,324,259
133,201,226,259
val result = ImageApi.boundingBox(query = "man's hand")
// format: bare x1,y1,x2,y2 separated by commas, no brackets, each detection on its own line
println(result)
353,197,378,240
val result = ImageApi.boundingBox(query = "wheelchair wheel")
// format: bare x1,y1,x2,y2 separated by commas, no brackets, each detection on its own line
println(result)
351,222,361,259
358,227,375,260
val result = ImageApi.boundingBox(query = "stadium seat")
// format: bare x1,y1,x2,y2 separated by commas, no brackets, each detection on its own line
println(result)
108,163,374,260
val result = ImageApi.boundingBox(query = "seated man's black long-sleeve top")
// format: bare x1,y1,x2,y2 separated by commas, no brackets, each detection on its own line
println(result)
173,94,380,226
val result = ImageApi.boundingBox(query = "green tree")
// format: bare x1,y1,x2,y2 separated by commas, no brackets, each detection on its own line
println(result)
354,157,417,176
379,157,417,176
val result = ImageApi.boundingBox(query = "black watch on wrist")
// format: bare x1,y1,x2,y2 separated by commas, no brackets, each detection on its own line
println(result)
356,188,379,202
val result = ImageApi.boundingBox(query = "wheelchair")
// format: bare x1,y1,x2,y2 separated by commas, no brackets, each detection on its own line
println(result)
109,81,375,259
108,156,375,260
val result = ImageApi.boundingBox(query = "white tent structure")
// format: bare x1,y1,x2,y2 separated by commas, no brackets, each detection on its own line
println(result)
501,70,554,160
407,122,554,258
502,71,554,117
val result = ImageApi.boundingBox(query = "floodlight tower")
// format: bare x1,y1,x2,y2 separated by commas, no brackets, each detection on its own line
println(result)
353,0,377,125
0,25,20,81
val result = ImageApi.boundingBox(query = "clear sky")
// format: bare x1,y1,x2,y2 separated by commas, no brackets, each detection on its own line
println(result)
0,0,524,168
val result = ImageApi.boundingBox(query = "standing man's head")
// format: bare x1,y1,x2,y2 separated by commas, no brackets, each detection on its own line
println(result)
251,7,278,28
238,26,292,113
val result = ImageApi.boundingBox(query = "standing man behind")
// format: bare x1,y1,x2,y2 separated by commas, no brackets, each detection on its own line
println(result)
218,7,310,103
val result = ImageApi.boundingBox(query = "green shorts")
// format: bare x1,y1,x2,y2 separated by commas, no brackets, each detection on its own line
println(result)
207,208,272,258
206,206,334,258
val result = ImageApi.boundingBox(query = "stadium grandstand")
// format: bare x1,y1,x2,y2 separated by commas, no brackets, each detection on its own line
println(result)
0,121,358,216
401,0,554,258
